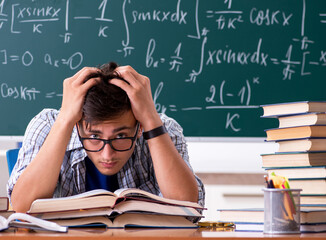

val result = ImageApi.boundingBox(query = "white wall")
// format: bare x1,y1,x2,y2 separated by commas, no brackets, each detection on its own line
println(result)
186,138,277,220
187,138,277,173
0,137,277,220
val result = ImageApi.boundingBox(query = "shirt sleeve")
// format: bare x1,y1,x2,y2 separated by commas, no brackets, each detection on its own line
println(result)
6,109,58,203
160,114,206,208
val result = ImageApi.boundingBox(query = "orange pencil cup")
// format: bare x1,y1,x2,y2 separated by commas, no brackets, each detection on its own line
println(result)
263,188,302,234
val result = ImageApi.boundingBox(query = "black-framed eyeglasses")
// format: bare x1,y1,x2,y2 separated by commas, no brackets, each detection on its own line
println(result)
77,122,140,152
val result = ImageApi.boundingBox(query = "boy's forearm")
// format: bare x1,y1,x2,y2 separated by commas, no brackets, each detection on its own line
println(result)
148,133,199,203
11,116,74,213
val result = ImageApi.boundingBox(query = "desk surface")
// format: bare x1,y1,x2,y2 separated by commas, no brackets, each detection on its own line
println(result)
1,228,326,240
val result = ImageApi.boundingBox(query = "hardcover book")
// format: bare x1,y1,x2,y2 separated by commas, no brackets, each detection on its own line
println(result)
276,138,326,152
265,166,326,179
261,151,326,168
50,213,198,228
28,188,203,214
265,125,326,141
278,113,326,128
235,222,326,233
32,199,202,219
217,208,326,224
261,101,326,118
288,178,326,195
301,195,326,206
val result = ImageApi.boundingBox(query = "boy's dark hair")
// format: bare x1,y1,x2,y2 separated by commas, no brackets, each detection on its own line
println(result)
82,62,131,125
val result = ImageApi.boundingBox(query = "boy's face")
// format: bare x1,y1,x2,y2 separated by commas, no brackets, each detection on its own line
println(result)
78,110,141,176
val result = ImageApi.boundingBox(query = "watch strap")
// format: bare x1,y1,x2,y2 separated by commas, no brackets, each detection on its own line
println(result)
143,125,167,140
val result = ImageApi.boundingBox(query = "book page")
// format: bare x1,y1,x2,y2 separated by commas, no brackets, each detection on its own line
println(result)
28,188,203,214
52,216,113,228
28,189,120,213
115,200,202,217
115,188,203,209
113,213,197,228
0,216,9,231
34,207,116,220
35,200,202,220
1,213,67,232
28,195,118,213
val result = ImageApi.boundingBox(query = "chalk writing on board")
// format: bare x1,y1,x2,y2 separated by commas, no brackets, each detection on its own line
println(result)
44,52,83,70
0,0,325,136
131,0,187,25
0,49,83,70
1,83,40,100
0,49,33,66
204,38,268,66
168,42,183,72
203,77,259,108
186,34,207,83
117,0,134,57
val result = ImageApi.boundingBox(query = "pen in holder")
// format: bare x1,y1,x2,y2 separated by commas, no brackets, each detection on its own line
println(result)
263,188,302,234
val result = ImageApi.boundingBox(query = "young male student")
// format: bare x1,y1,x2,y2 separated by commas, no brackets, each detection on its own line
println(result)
7,62,205,215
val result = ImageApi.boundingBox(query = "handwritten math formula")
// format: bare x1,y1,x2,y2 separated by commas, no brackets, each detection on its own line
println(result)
0,0,325,136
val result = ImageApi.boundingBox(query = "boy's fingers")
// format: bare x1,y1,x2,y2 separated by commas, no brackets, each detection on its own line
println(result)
81,77,101,91
115,66,140,86
109,78,132,93
72,67,101,85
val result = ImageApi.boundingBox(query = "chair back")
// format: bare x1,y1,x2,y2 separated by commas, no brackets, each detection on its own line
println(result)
6,148,19,176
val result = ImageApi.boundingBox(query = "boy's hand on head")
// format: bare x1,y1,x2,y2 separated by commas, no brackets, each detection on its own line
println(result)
59,67,100,126
110,65,162,131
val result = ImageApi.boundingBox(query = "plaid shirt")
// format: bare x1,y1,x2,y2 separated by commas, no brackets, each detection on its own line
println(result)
7,109,205,208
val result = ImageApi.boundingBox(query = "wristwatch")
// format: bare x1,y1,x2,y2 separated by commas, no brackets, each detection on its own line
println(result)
143,125,167,140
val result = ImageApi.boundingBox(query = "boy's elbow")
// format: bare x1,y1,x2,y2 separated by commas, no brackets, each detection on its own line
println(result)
10,186,34,213
11,196,31,213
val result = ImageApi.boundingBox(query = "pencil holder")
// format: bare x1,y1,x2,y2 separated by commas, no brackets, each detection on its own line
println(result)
263,188,302,234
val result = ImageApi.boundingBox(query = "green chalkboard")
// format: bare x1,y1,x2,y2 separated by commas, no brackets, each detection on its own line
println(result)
0,0,325,137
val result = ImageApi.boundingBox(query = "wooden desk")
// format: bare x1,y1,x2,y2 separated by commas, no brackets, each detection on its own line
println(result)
1,228,326,240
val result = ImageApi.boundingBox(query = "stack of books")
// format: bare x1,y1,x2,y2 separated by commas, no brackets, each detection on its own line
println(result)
217,101,326,233
26,188,205,229
261,101,326,207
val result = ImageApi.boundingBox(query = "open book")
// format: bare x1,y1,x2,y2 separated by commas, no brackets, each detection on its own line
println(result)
27,188,203,228
28,188,203,213
0,212,67,232
51,213,198,228
31,200,202,219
